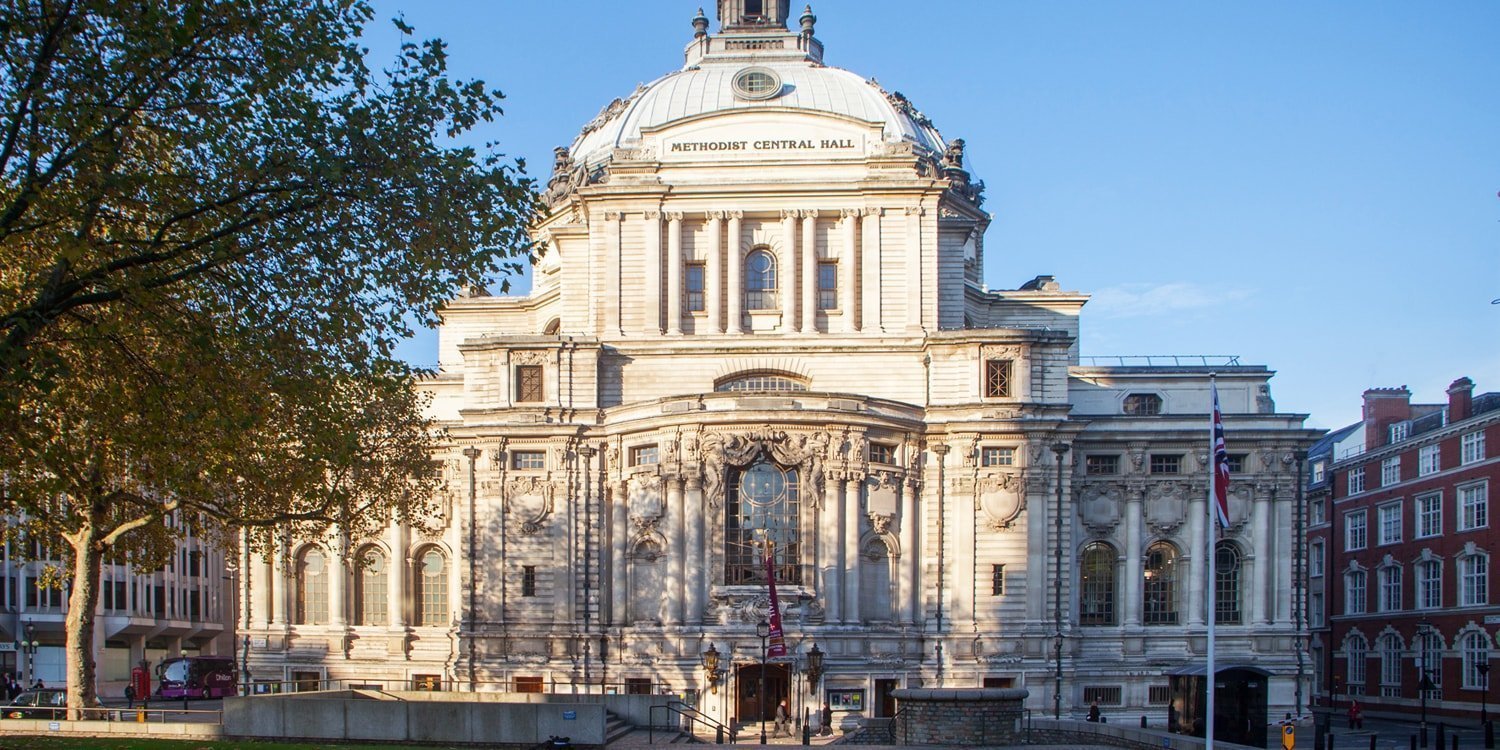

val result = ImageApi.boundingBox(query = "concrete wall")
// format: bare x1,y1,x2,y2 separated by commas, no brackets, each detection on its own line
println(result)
222,690,623,745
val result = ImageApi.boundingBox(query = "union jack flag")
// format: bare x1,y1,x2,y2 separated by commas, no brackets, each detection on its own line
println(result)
1211,383,1231,529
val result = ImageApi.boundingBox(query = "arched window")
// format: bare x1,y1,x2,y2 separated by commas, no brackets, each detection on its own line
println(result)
1462,631,1492,689
744,248,778,310
714,371,808,392
1143,542,1178,625
1379,633,1404,694
294,547,329,625
1418,626,1443,695
1460,552,1489,606
414,547,449,627
1079,542,1116,626
1378,563,1403,612
1346,633,1368,691
1417,558,1442,609
725,459,801,585
354,546,388,627
1214,542,1242,624
1345,569,1368,615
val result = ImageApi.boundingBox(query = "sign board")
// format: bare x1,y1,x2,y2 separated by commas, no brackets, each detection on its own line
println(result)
1484,615,1500,625
250,637,268,648
651,112,876,164
1282,724,1295,750
48,722,60,731
0,642,15,652
563,711,577,720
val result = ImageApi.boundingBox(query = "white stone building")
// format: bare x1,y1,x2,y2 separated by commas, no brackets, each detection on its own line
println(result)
242,1,1319,726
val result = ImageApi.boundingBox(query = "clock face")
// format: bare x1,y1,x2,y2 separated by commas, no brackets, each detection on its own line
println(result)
733,67,782,101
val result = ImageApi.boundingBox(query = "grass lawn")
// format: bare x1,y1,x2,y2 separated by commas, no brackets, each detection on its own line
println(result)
0,737,489,749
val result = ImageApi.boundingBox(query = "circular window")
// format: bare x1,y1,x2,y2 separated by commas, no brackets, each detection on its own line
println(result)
732,67,782,100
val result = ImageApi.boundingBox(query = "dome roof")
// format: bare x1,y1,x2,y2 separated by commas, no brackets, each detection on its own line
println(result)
569,60,948,168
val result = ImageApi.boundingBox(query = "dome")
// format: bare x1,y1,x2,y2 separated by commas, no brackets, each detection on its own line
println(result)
568,60,948,169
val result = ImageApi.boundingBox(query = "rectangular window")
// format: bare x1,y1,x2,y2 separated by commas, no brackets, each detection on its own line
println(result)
1310,498,1326,525
685,262,706,312
1378,566,1402,612
1461,555,1488,606
1459,482,1488,531
1417,560,1441,609
1462,430,1487,465
1390,422,1410,443
983,359,1012,398
1347,467,1365,495
1150,455,1181,475
1123,393,1162,415
1416,492,1442,538
1381,456,1401,487
1419,444,1441,476
522,566,536,598
981,447,1014,467
514,676,544,693
817,261,838,310
630,445,659,466
1082,686,1122,706
1148,685,1172,705
991,564,1005,596
512,451,546,470
516,365,544,403
1310,591,1324,627
1345,510,1367,551
869,443,896,465
1312,460,1326,484
1377,502,1402,545
1085,455,1119,475
1345,570,1367,615
1226,454,1246,473
1309,540,1324,578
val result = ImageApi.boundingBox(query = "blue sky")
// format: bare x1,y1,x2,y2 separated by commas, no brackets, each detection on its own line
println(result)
374,1,1499,430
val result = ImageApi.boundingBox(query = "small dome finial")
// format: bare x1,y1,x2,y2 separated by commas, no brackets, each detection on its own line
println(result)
800,5,816,36
693,7,710,38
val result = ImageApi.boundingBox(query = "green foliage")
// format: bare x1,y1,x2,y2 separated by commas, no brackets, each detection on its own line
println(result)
0,0,538,709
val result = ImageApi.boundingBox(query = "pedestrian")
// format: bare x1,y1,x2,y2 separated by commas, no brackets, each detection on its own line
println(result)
1347,699,1362,730
33,678,44,691
125,684,136,709
774,700,791,737
1088,700,1101,722
820,701,833,736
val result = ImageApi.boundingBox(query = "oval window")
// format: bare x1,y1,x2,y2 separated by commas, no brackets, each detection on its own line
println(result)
732,67,782,100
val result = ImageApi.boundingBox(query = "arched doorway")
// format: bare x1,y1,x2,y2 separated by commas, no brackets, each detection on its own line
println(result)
735,663,789,725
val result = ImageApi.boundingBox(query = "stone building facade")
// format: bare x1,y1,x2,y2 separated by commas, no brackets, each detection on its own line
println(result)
242,1,1320,725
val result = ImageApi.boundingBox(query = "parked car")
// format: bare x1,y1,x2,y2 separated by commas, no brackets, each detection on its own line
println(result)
4,689,67,719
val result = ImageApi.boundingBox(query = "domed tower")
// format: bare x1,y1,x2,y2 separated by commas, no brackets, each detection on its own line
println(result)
718,0,792,31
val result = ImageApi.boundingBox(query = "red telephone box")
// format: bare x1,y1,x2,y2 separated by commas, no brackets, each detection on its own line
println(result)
130,663,151,699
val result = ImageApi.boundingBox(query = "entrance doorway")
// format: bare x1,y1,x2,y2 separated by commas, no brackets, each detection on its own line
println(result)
736,663,789,724
875,679,899,717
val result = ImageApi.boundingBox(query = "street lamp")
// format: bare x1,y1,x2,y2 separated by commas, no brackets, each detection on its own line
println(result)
1419,618,1435,748
21,620,39,687
1477,659,1490,725
1051,442,1069,720
702,642,723,694
804,643,823,693
757,619,770,745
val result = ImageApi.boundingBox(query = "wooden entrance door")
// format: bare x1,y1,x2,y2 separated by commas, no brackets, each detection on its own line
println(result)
736,663,788,724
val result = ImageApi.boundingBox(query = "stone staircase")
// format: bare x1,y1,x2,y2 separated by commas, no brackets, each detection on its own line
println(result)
604,710,701,747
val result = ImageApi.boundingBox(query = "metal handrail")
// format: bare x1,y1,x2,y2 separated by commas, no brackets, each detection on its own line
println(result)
649,700,733,744
1077,355,1242,368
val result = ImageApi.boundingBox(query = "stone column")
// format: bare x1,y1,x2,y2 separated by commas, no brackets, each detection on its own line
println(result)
1186,489,1206,627
706,212,724,333
726,212,744,334
390,527,407,628
905,205,924,331
611,480,629,626
666,212,683,335
898,477,917,625
1252,485,1272,624
820,474,843,623
780,210,799,330
843,476,862,624
259,558,274,630
1024,477,1047,625
329,546,346,627
271,535,288,627
605,211,623,336
1123,485,1144,628
840,209,860,332
666,476,686,624
801,210,818,333
685,475,705,625
645,211,664,334
1275,480,1294,624
860,209,881,331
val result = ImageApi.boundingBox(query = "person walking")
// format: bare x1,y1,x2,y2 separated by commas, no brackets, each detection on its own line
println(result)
1347,700,1362,730
820,701,833,736
774,700,791,737
1088,700,1101,722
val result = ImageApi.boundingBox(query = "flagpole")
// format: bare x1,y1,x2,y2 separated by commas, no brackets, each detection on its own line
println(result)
1206,374,1219,750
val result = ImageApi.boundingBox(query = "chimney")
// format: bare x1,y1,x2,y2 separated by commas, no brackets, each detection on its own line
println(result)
1363,386,1412,449
1448,377,1475,422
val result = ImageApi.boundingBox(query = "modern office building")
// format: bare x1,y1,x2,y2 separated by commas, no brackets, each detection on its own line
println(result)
242,1,1320,727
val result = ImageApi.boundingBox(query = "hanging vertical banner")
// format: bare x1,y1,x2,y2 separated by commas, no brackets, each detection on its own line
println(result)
765,541,788,657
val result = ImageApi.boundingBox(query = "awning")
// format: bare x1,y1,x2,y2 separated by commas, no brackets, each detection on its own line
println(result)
1165,663,1273,677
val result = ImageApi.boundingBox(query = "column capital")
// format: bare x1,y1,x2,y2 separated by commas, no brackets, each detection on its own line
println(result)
664,211,685,222
643,210,662,220
840,208,865,219
781,209,801,220
726,210,745,220
603,210,623,221
706,210,728,220
801,209,820,219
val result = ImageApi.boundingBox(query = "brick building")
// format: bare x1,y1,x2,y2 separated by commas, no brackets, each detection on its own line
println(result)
1309,377,1500,722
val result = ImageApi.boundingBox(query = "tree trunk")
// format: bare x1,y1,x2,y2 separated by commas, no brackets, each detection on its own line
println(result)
64,513,104,718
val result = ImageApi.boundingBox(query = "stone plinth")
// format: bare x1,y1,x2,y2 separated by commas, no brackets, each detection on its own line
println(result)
890,687,1028,746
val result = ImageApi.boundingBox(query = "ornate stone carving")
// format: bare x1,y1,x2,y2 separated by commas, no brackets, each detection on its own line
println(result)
867,512,894,535
977,472,1025,531
512,350,548,366
507,475,557,536
697,427,830,510
1145,482,1188,535
1078,482,1122,534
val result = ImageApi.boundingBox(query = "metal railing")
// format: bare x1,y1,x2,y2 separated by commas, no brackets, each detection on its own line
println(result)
2,705,223,724
1077,355,1243,368
649,700,733,744
242,676,674,696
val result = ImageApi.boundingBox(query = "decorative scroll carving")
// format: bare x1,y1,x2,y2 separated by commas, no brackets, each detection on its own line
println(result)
978,472,1025,531
867,512,894,535
507,475,557,536
1145,482,1188,535
697,428,831,510
512,350,549,366
1078,482,1122,535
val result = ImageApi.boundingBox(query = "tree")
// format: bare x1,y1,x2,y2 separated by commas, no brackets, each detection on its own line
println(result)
0,0,537,714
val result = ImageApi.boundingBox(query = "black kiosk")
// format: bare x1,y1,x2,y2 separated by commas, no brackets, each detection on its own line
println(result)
1168,664,1270,748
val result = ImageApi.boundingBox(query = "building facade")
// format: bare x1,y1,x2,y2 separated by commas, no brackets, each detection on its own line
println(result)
243,2,1319,726
1309,378,1499,722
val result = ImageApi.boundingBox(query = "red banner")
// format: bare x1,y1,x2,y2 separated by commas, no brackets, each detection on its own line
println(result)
765,542,787,658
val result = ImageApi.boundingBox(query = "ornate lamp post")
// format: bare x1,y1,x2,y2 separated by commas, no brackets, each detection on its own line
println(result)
21,620,39,687
702,642,723,694
804,643,823,693
1477,659,1490,725
1051,442,1069,720
757,619,770,745
1419,618,1434,748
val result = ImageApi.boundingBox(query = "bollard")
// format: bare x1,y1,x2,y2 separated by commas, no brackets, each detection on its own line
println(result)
1142,716,1149,728
136,709,146,723
1440,723,1448,750
1453,734,1458,750
1331,732,1337,750
716,725,724,744
1316,726,1326,750
1413,736,1419,750
802,719,810,746
1372,734,1378,750
1487,721,1494,750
